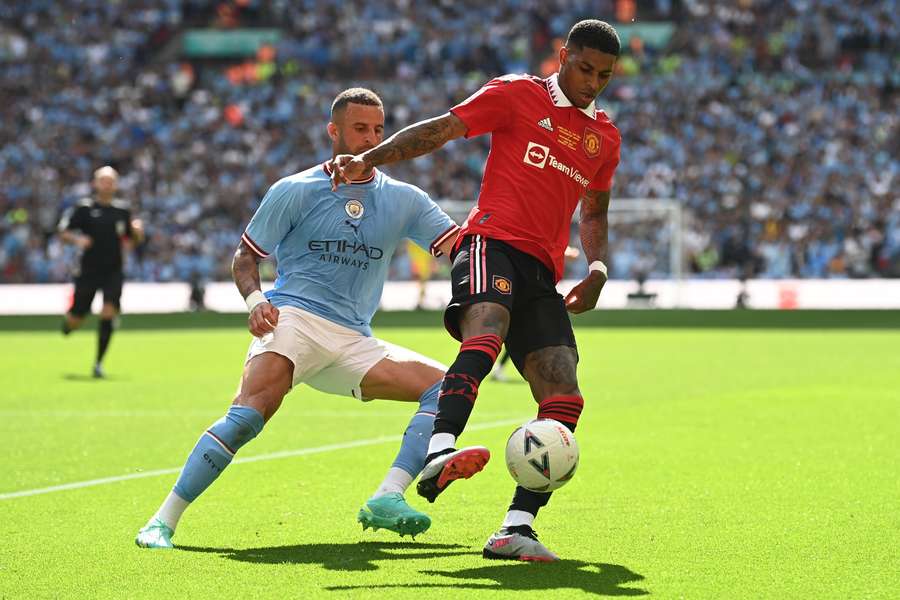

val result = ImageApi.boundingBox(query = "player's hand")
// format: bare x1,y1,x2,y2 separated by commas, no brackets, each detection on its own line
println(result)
76,235,93,250
131,218,145,244
565,271,606,314
330,154,368,190
248,302,279,337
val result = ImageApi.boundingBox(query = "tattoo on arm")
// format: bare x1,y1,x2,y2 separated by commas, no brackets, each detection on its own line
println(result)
362,113,467,168
232,241,262,299
579,190,610,265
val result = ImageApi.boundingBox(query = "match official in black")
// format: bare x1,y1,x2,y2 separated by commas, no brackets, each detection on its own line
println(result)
58,166,144,378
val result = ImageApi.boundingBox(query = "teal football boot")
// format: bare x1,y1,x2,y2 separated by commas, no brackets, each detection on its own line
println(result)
135,518,175,549
357,492,431,538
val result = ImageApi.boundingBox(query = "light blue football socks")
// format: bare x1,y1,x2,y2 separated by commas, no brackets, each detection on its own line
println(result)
139,405,265,547
173,405,265,502
388,380,439,482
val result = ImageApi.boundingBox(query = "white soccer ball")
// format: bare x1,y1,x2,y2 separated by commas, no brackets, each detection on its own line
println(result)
505,419,579,492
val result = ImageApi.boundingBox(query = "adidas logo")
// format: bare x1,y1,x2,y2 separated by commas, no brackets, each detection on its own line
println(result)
537,117,553,131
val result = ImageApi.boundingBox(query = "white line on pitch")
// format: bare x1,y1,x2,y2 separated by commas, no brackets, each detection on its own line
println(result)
0,409,519,419
0,410,398,418
0,418,526,501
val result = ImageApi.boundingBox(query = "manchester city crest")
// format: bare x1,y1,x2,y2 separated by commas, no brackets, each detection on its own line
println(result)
345,199,364,219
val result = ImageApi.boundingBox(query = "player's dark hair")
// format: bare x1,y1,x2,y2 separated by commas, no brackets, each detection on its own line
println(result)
566,19,620,57
331,88,383,117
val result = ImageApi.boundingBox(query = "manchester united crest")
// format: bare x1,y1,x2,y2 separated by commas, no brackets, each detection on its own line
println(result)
345,199,364,219
582,128,602,158
492,275,512,295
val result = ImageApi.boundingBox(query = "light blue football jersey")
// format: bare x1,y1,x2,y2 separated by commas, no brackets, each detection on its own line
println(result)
242,163,458,336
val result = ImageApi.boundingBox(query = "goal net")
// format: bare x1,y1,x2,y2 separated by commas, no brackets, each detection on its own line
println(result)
435,197,686,282
607,198,684,282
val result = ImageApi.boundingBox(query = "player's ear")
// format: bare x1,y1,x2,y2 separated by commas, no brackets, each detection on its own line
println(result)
559,45,569,66
326,121,338,142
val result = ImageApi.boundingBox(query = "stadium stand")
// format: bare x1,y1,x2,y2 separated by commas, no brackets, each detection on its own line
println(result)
0,0,897,283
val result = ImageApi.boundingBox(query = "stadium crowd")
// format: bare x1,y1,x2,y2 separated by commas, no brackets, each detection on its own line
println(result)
0,0,897,283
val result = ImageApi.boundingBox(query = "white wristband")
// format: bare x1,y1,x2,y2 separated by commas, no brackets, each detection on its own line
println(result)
245,290,268,312
589,260,608,277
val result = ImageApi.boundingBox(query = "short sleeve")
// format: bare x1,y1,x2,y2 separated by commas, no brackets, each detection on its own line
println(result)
450,77,516,138
58,205,86,233
589,135,621,192
403,188,460,257
242,179,303,258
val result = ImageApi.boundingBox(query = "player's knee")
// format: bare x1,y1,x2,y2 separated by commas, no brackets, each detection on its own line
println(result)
100,303,118,319
418,379,441,412
234,367,287,419
208,405,265,450
234,389,283,422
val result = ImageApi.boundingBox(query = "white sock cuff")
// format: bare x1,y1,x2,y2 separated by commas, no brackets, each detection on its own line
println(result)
502,509,535,528
372,467,414,498
154,490,190,531
427,432,456,455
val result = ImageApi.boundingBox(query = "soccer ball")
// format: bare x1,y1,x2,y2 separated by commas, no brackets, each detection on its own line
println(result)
505,419,579,492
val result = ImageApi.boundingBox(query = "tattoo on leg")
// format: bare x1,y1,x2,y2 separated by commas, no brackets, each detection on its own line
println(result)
532,347,578,385
461,303,509,337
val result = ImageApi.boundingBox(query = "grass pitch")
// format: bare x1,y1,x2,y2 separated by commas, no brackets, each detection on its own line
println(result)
1,313,898,598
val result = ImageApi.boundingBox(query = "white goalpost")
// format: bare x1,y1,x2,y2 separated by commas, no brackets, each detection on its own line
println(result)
432,196,687,308
608,198,684,283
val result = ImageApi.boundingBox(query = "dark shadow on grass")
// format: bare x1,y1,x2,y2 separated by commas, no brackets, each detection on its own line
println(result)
62,373,119,382
177,541,471,572
326,561,648,596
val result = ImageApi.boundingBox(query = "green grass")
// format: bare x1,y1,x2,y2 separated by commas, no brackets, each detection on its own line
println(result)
1,320,899,598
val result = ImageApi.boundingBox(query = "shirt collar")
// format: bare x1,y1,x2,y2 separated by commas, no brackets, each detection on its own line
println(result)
323,161,377,185
546,73,597,120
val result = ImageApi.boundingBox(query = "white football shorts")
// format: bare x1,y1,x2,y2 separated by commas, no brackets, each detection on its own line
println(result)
245,306,444,400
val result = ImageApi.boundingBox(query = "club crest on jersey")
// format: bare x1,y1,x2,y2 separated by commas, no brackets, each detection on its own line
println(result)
344,199,364,219
492,275,512,295
583,128,602,158
115,220,126,235
523,141,550,168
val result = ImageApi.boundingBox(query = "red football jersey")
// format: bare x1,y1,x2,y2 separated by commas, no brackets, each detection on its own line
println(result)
450,73,621,281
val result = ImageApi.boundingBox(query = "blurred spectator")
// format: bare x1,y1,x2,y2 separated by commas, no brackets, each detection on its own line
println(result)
1,0,897,282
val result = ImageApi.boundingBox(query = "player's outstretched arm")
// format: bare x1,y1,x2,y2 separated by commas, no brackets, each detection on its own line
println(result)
232,240,279,336
565,189,610,314
332,113,468,188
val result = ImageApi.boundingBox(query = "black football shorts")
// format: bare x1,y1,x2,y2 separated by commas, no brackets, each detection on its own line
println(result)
70,270,124,316
444,234,577,373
